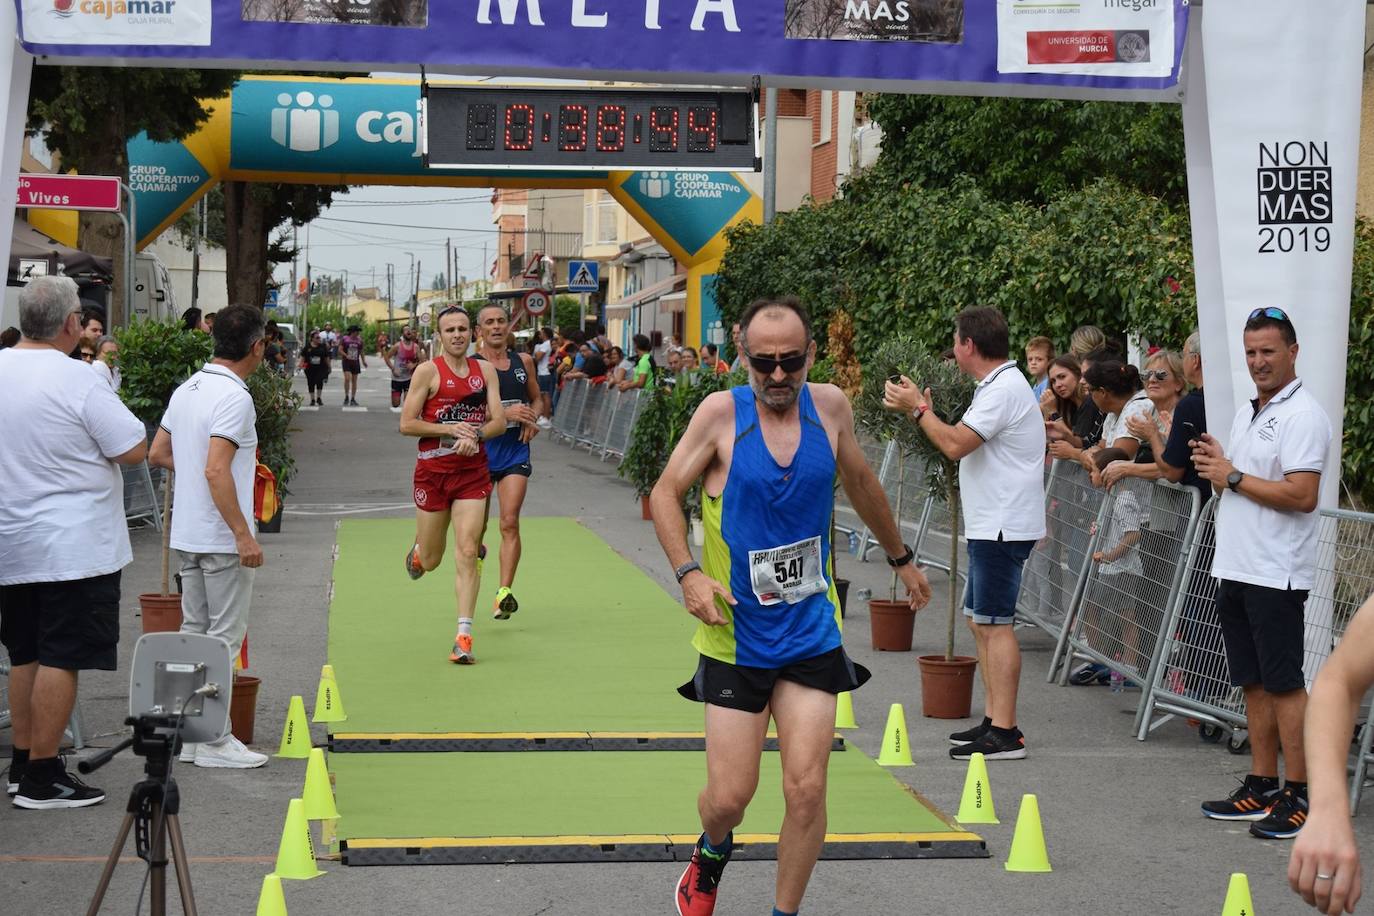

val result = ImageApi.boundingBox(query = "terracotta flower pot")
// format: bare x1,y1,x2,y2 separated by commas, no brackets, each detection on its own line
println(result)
918,655,978,719
869,599,917,651
138,593,183,635
229,673,261,745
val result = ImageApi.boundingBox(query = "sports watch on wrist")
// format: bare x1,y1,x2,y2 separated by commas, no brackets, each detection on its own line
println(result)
674,561,702,583
1226,470,1244,492
886,545,915,568
911,404,929,422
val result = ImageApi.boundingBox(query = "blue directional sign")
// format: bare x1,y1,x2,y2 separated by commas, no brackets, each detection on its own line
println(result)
568,260,600,293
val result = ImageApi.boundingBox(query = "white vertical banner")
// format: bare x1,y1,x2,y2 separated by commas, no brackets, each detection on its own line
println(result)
1198,0,1364,685
1200,0,1362,502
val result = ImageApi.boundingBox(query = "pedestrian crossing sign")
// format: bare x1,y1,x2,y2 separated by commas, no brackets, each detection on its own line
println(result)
568,260,599,293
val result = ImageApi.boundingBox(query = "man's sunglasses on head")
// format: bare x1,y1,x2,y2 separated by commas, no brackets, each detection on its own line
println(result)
1248,306,1291,323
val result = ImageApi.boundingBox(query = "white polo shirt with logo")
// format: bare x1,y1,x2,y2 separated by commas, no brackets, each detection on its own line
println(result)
160,364,259,555
957,361,1047,542
1211,378,1331,591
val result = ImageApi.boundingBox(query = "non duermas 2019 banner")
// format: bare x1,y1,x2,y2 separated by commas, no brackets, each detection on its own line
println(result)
1197,0,1362,502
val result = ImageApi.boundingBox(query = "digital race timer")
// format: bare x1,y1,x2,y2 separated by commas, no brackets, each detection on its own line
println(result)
422,86,758,172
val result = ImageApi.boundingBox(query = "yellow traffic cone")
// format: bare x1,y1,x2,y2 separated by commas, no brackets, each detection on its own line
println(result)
302,748,340,821
1221,873,1256,916
272,799,324,880
256,874,289,916
312,664,346,724
956,752,999,824
877,703,913,766
277,695,312,759
835,691,858,729
1004,794,1051,872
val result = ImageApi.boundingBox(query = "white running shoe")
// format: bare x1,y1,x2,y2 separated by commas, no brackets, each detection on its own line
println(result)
178,743,197,763
192,734,268,769
536,417,551,429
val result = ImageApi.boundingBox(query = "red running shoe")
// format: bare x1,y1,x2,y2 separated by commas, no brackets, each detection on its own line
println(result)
675,833,731,916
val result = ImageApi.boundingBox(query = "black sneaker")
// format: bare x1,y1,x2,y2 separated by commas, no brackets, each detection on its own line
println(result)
12,760,105,810
1201,777,1279,821
950,727,1026,760
5,756,24,796
1249,786,1308,839
949,717,992,747
675,833,732,916
1069,662,1111,686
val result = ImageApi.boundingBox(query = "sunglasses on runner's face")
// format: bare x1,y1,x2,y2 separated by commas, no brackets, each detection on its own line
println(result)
745,350,808,375
1248,307,1291,323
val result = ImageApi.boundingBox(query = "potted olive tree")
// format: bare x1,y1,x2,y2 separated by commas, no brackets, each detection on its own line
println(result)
115,320,214,632
860,339,980,714
247,364,302,532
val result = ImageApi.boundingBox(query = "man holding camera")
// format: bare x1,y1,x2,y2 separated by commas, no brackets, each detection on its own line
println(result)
0,277,147,809
150,304,268,769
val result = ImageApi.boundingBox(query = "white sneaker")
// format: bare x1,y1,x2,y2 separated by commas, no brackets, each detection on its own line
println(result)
193,734,268,769
178,743,197,763
536,417,551,429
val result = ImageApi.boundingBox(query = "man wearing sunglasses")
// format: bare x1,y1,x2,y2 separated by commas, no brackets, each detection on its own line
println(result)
883,306,1047,762
1192,307,1332,841
652,297,931,916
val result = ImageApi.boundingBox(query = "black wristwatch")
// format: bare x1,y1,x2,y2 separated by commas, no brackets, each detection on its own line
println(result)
886,545,915,568
1226,470,1244,492
674,561,702,583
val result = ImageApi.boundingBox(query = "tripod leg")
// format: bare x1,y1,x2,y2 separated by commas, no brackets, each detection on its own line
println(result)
86,813,136,916
165,815,198,916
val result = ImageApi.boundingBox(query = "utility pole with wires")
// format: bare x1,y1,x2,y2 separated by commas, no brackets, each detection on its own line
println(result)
414,259,422,317
445,237,453,303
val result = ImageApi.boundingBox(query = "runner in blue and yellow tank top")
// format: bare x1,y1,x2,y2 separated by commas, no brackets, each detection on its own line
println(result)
651,298,932,916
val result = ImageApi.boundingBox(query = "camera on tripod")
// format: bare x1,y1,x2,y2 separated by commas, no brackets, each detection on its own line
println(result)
82,633,234,916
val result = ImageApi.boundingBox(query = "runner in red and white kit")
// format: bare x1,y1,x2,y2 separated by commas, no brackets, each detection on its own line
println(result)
400,307,506,664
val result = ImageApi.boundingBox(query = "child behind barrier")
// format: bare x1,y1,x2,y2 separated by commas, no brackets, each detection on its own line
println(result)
1069,448,1145,686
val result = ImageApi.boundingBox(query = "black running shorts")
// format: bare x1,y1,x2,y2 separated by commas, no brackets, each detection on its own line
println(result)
1215,579,1308,693
677,646,870,714
0,571,122,671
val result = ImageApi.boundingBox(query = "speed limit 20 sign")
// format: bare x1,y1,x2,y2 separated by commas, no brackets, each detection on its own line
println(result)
523,288,551,316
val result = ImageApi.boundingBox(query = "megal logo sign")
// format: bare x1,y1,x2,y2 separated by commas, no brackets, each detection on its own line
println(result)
269,89,420,157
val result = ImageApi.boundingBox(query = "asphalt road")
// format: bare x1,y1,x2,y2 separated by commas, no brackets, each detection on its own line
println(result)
1,363,1365,915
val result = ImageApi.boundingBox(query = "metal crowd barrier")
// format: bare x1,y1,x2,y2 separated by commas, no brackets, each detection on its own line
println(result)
575,383,611,450
122,460,163,530
1017,460,1107,646
551,378,588,444
602,389,643,461
1138,506,1374,796
1052,477,1201,733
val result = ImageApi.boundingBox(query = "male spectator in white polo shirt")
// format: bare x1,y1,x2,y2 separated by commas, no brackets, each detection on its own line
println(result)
149,303,269,769
0,276,146,809
1193,307,1332,841
884,306,1046,760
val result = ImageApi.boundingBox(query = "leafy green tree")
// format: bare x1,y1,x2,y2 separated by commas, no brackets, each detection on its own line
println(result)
859,95,1187,206
222,181,345,309
27,67,240,323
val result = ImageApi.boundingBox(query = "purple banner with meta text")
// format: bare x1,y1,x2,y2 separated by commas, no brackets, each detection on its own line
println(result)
14,0,1187,100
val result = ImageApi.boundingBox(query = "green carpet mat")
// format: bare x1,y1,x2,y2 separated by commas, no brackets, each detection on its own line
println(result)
332,747,987,864
328,517,708,741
